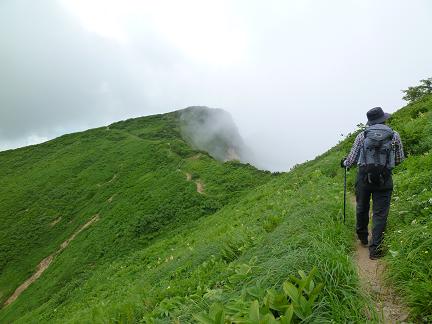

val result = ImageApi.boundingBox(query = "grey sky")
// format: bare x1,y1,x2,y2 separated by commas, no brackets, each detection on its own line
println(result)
1,0,431,171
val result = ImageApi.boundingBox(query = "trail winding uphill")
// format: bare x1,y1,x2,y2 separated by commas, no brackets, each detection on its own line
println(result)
2,214,100,307
185,172,205,194
350,196,408,323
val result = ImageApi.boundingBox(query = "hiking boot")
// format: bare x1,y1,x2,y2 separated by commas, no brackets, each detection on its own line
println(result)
358,237,368,247
369,251,384,260
360,239,368,247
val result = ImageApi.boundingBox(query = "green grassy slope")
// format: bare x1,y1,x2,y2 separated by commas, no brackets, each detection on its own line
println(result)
0,97,430,323
0,109,273,322
332,94,432,322
384,95,432,321
311,94,432,322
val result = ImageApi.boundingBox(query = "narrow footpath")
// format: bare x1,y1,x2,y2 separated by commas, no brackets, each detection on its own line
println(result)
185,172,205,194
350,195,409,323
3,214,100,307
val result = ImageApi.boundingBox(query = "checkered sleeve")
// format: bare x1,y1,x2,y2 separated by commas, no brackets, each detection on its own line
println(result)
393,131,405,165
344,132,364,168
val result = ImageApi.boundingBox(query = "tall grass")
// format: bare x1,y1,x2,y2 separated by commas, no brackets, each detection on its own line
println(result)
1,96,431,322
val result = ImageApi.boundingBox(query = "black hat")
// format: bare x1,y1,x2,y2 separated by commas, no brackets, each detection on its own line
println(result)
366,107,391,125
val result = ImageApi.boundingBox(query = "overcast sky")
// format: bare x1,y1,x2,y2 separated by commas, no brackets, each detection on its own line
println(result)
1,0,431,170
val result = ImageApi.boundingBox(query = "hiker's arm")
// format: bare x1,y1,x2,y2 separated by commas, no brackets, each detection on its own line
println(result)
394,132,405,165
344,132,364,168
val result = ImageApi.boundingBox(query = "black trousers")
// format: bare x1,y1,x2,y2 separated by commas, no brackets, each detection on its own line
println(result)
355,172,393,255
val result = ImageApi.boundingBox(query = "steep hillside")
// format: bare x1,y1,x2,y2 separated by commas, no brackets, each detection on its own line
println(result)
314,94,432,322
0,108,273,322
383,95,432,321
0,98,430,323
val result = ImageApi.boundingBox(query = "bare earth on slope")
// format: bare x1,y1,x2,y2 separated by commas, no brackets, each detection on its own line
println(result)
195,180,205,194
185,172,192,181
185,172,205,194
351,196,409,323
3,214,100,307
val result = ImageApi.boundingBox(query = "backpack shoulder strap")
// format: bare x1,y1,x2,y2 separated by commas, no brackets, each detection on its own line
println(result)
363,128,369,139
362,130,367,164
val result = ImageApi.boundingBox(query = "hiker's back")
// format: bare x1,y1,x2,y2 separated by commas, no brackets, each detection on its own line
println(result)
359,124,395,186
342,107,405,260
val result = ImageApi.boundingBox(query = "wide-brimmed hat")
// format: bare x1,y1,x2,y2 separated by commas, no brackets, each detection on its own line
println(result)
366,107,391,125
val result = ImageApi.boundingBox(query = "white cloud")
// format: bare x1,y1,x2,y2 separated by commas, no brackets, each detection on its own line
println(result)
1,0,432,170
26,134,49,146
60,0,130,43
60,0,249,66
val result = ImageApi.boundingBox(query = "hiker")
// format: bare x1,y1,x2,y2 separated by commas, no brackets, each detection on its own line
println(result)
341,107,405,260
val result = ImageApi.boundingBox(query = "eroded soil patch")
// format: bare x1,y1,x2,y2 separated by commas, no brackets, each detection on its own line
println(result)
185,172,205,194
3,214,100,307
196,180,205,194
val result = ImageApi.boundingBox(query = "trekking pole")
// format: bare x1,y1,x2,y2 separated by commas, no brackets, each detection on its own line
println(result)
343,166,347,224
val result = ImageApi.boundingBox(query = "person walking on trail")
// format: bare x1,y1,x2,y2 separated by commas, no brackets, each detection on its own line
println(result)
341,107,405,260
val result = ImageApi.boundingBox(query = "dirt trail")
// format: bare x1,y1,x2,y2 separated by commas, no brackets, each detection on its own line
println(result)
3,214,100,307
195,180,205,194
49,216,62,227
97,174,117,188
185,172,205,194
350,195,408,323
107,174,117,183
188,153,202,160
59,215,99,250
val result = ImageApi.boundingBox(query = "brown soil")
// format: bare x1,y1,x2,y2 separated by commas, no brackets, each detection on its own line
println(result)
107,174,117,183
3,255,54,307
185,172,204,194
196,180,205,194
351,195,409,323
59,215,99,250
49,217,62,227
3,214,100,307
97,174,117,188
188,153,202,160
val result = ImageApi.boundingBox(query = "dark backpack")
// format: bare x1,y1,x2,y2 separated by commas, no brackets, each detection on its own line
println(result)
361,124,395,185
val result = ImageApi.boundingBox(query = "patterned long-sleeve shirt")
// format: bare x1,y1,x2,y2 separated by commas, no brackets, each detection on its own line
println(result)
344,131,405,168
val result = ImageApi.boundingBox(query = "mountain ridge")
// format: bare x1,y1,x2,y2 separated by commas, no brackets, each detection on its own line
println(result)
0,99,431,322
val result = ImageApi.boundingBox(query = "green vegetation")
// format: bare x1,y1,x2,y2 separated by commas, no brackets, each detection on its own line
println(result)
402,77,432,104
339,94,432,322
0,93,431,323
0,110,272,322
195,267,323,323
384,95,432,322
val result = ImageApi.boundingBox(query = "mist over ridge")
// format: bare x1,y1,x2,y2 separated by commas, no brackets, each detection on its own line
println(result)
178,106,261,168
2,0,432,171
